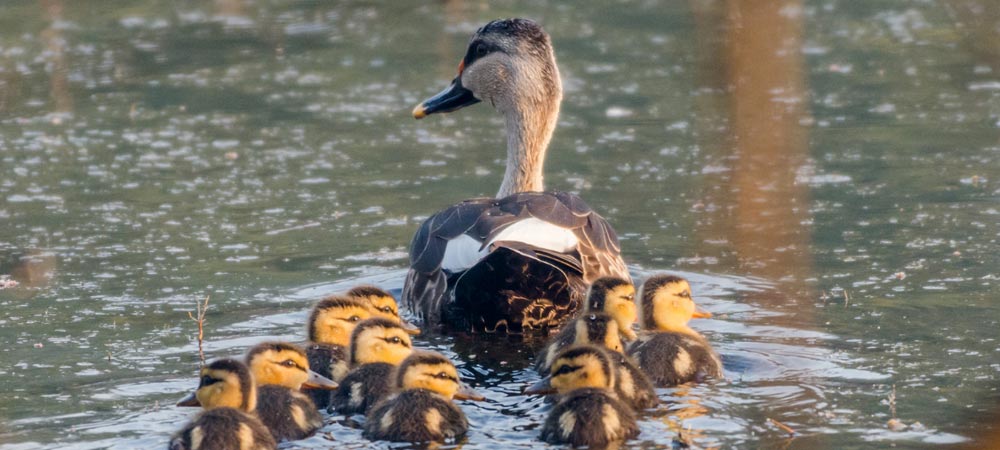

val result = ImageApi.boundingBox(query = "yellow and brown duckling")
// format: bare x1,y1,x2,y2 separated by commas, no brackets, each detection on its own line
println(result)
568,312,659,410
245,342,339,442
627,275,723,386
304,295,373,409
535,276,637,374
171,358,277,450
346,285,421,334
526,345,640,447
330,317,414,415
363,351,483,443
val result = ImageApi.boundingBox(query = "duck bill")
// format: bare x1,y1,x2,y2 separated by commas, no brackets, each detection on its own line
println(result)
412,77,480,119
400,319,422,335
692,308,712,319
523,377,556,396
176,392,201,407
454,383,486,401
302,369,339,390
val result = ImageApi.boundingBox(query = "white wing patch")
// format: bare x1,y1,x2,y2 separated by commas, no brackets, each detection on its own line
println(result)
440,218,579,272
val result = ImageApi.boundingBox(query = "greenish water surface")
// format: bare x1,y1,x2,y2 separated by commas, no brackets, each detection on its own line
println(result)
1,1,999,448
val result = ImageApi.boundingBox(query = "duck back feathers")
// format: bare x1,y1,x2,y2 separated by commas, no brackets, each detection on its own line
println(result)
255,385,324,441
168,408,276,450
539,387,638,447
363,389,469,443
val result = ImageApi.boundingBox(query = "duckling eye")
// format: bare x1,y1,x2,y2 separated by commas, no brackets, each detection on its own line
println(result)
624,294,635,301
474,42,487,57
389,336,401,344
200,375,218,387
380,306,394,314
281,360,296,368
680,291,691,299
553,365,577,376
348,315,361,322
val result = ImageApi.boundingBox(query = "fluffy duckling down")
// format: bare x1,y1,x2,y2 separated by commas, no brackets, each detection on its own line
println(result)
363,351,483,443
304,295,373,409
568,312,658,410
330,317,414,415
171,358,276,450
245,342,338,442
535,276,637,374
627,274,723,386
526,345,639,447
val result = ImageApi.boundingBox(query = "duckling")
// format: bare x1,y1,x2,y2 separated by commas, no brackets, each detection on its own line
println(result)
170,358,276,450
245,342,339,441
305,295,373,409
330,317,414,415
346,285,421,334
525,345,639,447
535,276,637,374
538,312,657,410
627,275,723,386
363,351,482,443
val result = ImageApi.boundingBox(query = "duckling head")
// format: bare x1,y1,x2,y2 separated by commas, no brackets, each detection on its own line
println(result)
586,277,637,340
639,275,711,334
308,295,372,346
526,345,615,396
394,351,484,401
413,19,561,125
176,358,256,412
573,312,624,354
246,342,339,391
346,285,420,335
348,317,414,366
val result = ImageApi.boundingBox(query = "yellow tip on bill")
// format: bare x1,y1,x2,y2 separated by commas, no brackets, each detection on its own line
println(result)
412,104,427,119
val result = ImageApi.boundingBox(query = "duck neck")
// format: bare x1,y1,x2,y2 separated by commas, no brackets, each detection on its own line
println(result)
496,87,560,198
655,320,702,339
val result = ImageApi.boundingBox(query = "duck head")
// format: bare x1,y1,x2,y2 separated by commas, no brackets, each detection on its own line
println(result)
586,277,637,340
245,342,338,390
308,295,372,346
348,317,414,366
345,285,420,335
573,312,625,354
639,275,711,335
176,358,256,412
526,345,616,395
394,351,484,401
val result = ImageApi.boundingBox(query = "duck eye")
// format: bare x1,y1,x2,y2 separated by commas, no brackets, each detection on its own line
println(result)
553,365,576,376
474,43,487,57
200,375,218,387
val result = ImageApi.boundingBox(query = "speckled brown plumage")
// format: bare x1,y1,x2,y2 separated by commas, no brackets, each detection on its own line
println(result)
254,385,323,442
169,408,276,450
363,389,468,443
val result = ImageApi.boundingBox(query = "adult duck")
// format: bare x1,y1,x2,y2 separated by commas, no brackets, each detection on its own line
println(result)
405,18,629,334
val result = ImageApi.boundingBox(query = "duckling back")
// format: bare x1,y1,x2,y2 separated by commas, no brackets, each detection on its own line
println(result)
363,389,468,443
255,385,324,441
329,362,395,415
169,408,276,450
607,349,659,410
540,387,638,447
627,332,722,386
304,342,348,410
